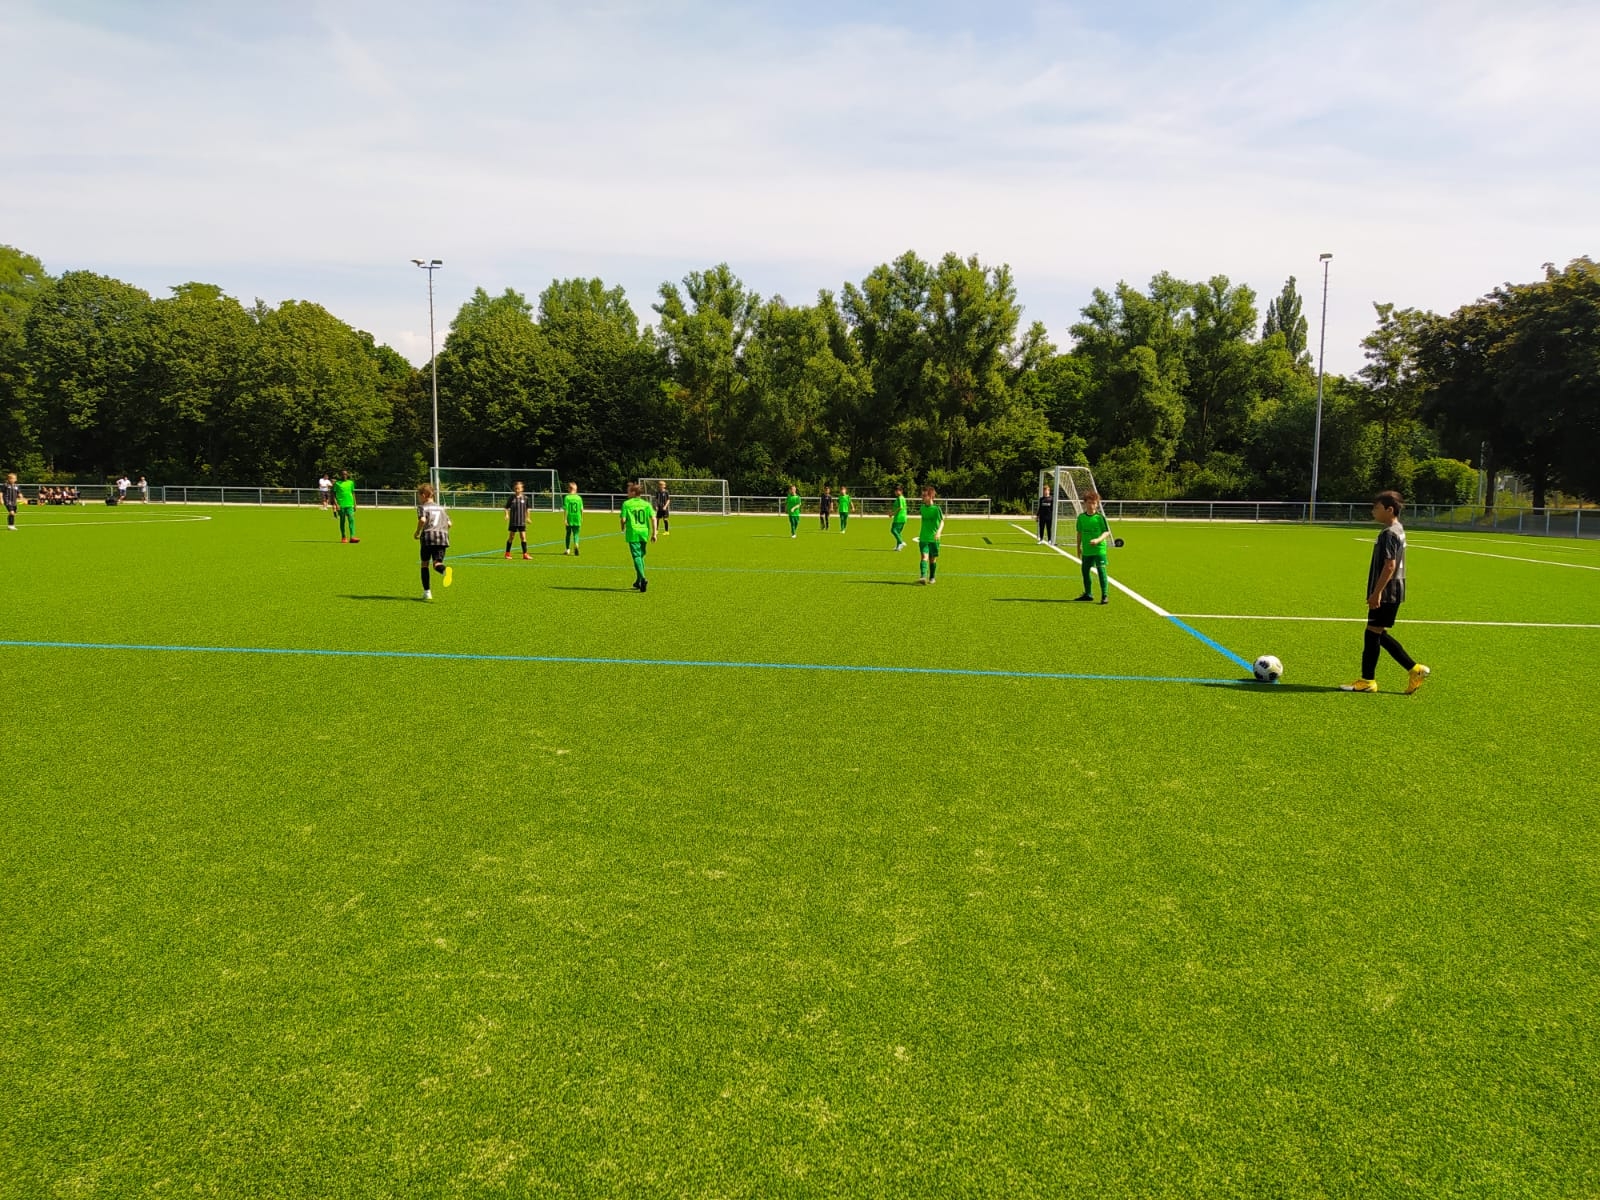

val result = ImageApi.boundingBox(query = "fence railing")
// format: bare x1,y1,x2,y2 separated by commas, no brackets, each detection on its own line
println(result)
16,485,1591,538
1098,499,1591,537
89,487,995,516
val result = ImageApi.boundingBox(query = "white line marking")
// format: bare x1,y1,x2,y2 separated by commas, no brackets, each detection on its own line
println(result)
1423,532,1597,553
9,515,214,528
1173,613,1600,630
1353,539,1600,570
1009,522,1169,615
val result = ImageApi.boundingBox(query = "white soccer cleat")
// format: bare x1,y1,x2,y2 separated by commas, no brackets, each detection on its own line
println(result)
423,590,432,600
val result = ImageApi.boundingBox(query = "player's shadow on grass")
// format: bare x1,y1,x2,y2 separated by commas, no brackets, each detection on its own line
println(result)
1201,680,1348,694
990,597,1080,604
341,594,415,602
849,579,926,586
548,585,634,593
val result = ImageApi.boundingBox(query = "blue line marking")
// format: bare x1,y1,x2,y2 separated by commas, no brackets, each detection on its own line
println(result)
0,638,1253,688
1165,615,1255,671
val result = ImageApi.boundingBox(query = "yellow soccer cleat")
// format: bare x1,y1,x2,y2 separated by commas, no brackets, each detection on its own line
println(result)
442,566,453,588
1339,678,1378,693
1404,664,1431,695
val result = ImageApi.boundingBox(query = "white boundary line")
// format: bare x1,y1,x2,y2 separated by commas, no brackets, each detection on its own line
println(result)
1357,539,1600,571
9,515,214,528
1171,613,1600,630
1422,531,1597,553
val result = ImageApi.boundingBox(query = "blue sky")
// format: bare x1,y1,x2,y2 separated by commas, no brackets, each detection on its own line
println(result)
4,0,1595,374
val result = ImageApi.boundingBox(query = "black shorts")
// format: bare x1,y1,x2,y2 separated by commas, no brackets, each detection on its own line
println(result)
508,524,526,534
1368,600,1400,628
420,542,447,565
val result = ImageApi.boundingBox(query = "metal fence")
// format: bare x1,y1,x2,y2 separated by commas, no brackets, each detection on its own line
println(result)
87,486,995,516
1099,499,1592,537
15,484,1591,537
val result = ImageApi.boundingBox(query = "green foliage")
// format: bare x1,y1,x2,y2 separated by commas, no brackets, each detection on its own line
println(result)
3,246,1596,506
1410,456,1477,506
1262,275,1310,364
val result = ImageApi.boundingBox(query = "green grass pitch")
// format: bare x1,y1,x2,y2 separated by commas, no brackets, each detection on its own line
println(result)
3,504,1597,1197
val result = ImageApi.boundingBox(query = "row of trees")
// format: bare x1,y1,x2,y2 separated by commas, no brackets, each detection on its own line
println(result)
2,244,1595,506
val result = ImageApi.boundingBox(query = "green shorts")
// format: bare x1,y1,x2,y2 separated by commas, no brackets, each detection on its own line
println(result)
920,540,940,558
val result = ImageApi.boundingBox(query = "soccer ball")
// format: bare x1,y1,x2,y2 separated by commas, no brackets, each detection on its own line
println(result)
1252,655,1283,683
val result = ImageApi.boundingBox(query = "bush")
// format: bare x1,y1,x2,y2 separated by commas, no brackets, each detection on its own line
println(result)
1410,457,1477,506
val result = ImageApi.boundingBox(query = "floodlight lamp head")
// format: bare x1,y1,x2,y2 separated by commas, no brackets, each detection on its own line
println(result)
1319,253,1333,261
430,259,442,266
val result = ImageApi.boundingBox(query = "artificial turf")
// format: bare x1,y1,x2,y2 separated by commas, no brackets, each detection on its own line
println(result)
3,504,1597,1197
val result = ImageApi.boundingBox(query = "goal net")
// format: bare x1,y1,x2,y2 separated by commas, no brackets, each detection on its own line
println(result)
1039,465,1100,546
434,467,559,511
635,477,730,515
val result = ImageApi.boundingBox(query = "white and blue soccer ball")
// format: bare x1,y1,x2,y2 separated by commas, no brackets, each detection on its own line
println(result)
1252,654,1283,683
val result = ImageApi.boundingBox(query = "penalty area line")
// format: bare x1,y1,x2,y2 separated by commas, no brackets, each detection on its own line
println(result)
1171,613,1600,630
1009,523,1255,672
0,638,1254,688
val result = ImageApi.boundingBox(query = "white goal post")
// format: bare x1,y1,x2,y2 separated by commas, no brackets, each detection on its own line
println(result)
433,467,560,511
636,477,730,515
1038,465,1101,546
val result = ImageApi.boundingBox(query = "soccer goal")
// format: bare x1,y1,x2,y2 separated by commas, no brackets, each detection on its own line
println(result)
434,467,559,511
636,477,730,515
1039,465,1101,546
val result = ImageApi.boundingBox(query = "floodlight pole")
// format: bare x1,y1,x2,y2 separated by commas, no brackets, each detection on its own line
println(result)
1309,252,1333,523
412,258,443,491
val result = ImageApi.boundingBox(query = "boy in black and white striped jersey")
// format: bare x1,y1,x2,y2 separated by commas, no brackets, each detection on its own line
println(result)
505,481,531,560
4,474,18,530
414,483,453,600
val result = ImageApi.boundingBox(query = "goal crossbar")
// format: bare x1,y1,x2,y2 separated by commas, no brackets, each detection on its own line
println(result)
635,478,730,515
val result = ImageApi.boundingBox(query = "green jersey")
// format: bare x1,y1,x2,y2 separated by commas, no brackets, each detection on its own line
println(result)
563,492,583,526
785,493,802,517
892,495,907,523
837,492,851,514
1077,511,1109,557
622,496,653,543
332,479,355,508
918,503,943,543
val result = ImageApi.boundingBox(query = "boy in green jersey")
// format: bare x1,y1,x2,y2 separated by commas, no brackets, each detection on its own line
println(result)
838,486,852,531
917,486,944,583
332,470,359,543
620,482,657,591
890,487,907,550
1075,491,1111,603
785,485,802,538
563,481,584,555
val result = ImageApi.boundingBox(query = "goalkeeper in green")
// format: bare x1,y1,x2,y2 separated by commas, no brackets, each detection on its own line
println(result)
1075,491,1111,604
785,485,801,538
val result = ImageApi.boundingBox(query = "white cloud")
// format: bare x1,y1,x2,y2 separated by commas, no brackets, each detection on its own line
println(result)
2,0,1594,374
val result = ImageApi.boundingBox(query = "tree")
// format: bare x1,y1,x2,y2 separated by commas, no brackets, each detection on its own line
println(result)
653,265,760,478
1262,276,1310,364
539,278,669,486
1183,275,1258,464
919,253,1043,474
0,246,51,471
239,300,392,483
140,283,258,480
1495,259,1600,505
436,287,568,473
1356,302,1430,492
21,271,152,476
